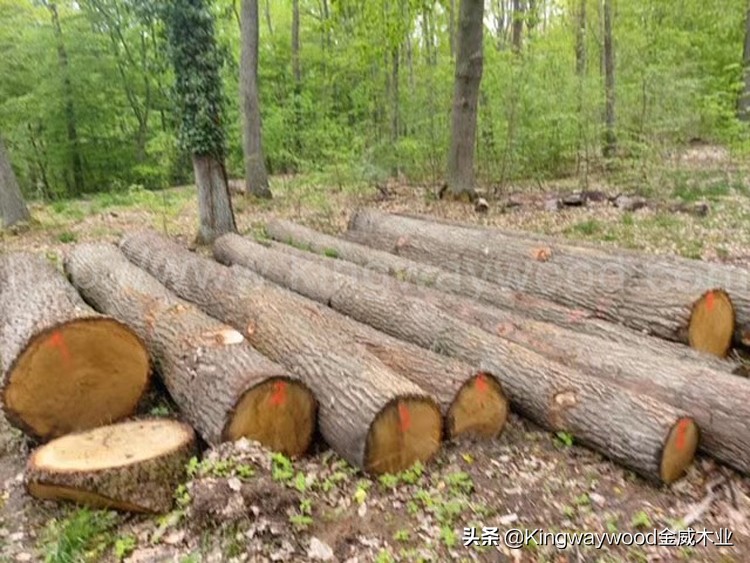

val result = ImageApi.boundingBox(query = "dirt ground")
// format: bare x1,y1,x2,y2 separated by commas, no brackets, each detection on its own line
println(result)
1,149,750,562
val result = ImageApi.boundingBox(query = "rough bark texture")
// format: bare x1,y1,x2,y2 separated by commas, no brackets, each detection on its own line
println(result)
0,137,31,228
352,210,750,353
214,235,509,440
346,209,736,357
240,0,271,198
119,231,441,474
216,233,697,484
602,0,616,157
0,252,150,440
26,419,196,513
64,243,316,454
269,219,736,367
446,0,484,199
192,154,237,245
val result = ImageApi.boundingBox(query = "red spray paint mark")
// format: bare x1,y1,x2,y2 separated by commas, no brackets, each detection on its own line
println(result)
47,331,71,365
675,419,690,451
475,374,489,394
398,402,412,433
706,291,715,312
270,381,287,406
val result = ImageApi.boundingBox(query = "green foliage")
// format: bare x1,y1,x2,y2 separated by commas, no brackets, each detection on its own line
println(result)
40,508,119,563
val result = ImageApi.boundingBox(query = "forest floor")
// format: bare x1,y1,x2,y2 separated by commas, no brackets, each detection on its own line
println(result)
1,144,750,562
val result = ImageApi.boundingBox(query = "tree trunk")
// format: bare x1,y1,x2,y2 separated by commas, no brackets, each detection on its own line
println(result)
602,0,616,157
575,0,587,76
119,231,442,474
390,46,400,177
26,419,196,513
47,2,84,195
346,209,736,358
740,6,750,120
0,253,150,441
64,243,316,455
511,0,524,53
214,235,509,440
192,154,237,245
446,0,484,200
0,137,31,228
240,0,272,198
215,234,698,484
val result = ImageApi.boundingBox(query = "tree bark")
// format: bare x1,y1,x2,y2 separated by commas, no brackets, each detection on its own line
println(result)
740,6,750,120
192,154,237,245
240,0,272,198
346,209,736,358
119,231,442,474
0,253,150,441
64,243,316,455
446,0,484,200
575,0,587,76
215,234,698,484
602,0,616,157
214,235,509,440
0,137,31,228
26,419,196,513
46,2,84,195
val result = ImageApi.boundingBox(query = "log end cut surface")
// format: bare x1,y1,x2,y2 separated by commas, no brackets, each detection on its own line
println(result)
688,289,735,357
3,318,150,440
26,419,195,513
225,377,317,457
365,398,442,475
660,417,700,484
447,373,508,440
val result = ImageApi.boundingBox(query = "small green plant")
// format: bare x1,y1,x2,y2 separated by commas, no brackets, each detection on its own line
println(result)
563,505,575,518
58,231,77,244
149,404,172,417
294,472,307,492
41,508,119,563
631,510,652,529
323,247,339,258
393,529,410,542
445,471,473,495
375,549,394,563
174,483,191,509
554,431,574,448
440,525,458,548
379,473,400,489
114,535,136,561
289,498,314,530
271,452,295,482
574,493,590,506
399,461,424,485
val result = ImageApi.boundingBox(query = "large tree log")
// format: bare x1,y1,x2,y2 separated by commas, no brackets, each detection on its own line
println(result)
346,209,736,357
26,419,196,513
261,236,750,475
64,244,316,456
118,231,442,475
0,253,150,441
214,234,699,484
266,219,738,371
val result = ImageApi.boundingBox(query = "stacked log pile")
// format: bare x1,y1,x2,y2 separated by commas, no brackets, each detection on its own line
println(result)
7,208,750,514
260,221,750,476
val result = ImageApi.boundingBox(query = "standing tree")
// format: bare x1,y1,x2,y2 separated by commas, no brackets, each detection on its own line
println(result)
164,0,236,244
740,4,750,121
511,0,524,53
0,137,31,228
602,0,617,157
240,0,272,198
445,0,485,200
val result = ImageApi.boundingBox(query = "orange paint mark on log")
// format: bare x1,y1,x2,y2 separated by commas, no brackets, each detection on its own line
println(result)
398,403,412,433
48,331,71,365
706,291,715,312
475,374,489,394
532,247,552,262
270,381,287,406
676,419,690,451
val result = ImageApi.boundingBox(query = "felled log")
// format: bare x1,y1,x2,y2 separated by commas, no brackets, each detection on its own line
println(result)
64,244,316,456
346,209,736,357
119,231,442,475
26,419,196,513
266,219,736,369
0,252,150,441
215,233,699,484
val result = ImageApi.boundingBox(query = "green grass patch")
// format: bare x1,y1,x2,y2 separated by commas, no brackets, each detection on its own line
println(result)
566,219,604,237
40,508,119,563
